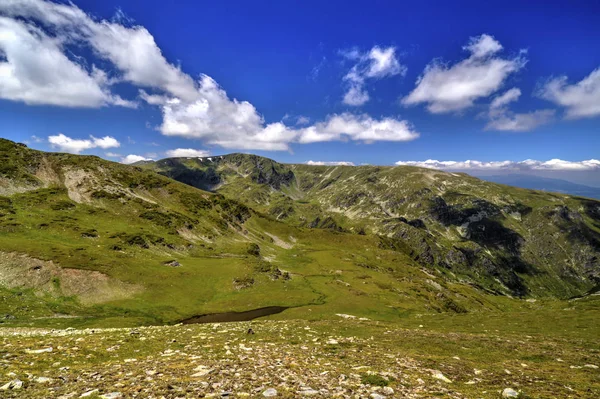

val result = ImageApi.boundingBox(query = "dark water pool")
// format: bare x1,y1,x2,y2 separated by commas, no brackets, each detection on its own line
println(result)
180,306,288,324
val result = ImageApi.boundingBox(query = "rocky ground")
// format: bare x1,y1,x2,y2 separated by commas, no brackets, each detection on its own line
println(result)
0,318,598,398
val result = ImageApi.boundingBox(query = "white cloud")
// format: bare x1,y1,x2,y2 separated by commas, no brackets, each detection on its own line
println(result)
402,34,526,113
538,67,600,119
105,152,121,157
0,16,131,107
485,87,555,131
306,160,355,166
297,113,419,143
152,78,419,150
121,154,152,164
1,1,421,151
395,159,600,171
48,133,120,154
92,136,120,149
342,46,406,106
165,148,210,158
489,87,521,111
295,116,310,125
343,85,370,106
0,0,196,102
485,109,555,132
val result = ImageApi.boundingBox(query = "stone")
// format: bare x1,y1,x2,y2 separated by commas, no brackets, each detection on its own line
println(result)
0,379,23,390
370,394,386,399
298,389,319,396
25,347,53,354
432,371,452,383
263,388,278,397
100,393,122,399
80,389,100,397
382,386,394,395
502,388,520,398
35,376,53,384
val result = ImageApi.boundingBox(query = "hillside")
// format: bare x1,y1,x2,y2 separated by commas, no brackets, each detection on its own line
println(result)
144,153,600,299
0,139,529,327
1,140,600,398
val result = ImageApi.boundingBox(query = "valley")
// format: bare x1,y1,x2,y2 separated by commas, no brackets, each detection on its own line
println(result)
1,138,599,398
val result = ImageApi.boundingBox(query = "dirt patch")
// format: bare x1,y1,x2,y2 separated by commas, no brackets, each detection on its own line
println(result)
34,158,61,186
63,169,99,203
0,177,39,196
0,252,143,305
264,232,293,249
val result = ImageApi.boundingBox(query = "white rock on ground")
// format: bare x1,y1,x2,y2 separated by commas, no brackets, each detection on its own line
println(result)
502,387,520,398
0,379,23,390
432,370,452,383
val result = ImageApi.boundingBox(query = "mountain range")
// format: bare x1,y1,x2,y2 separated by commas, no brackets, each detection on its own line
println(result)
474,174,600,199
1,139,599,327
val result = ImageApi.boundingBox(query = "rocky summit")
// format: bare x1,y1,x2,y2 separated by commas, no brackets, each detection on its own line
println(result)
1,139,599,398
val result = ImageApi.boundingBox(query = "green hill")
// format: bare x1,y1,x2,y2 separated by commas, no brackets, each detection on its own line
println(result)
1,139,599,328
144,153,600,298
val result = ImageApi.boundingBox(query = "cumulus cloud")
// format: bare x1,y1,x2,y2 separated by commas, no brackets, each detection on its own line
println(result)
150,79,419,150
0,0,196,102
48,133,120,154
306,160,355,166
485,109,555,132
295,116,310,125
538,67,600,119
489,87,521,112
402,34,526,113
165,148,210,158
484,87,555,131
0,16,131,107
395,159,600,171
1,1,420,151
121,154,152,164
297,113,419,143
341,46,406,106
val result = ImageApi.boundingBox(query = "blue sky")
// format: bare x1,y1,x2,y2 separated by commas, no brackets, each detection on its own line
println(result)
1,0,599,184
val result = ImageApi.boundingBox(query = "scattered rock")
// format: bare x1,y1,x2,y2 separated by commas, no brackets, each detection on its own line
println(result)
502,388,520,398
382,386,394,395
25,347,53,354
80,389,99,397
163,260,181,267
432,370,452,383
34,376,53,384
263,388,278,397
0,379,23,390
298,388,319,396
100,393,122,399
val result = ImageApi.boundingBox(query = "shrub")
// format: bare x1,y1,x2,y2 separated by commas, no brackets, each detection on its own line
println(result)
247,243,261,256
50,200,76,210
360,373,388,387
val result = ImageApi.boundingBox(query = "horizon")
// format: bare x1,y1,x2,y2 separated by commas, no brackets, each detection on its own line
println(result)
1,0,599,186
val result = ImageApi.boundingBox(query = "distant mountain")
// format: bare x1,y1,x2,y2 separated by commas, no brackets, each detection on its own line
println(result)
475,174,600,199
1,140,600,327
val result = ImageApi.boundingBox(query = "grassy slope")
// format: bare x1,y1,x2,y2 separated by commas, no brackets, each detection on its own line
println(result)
1,296,598,398
1,140,528,328
144,154,600,300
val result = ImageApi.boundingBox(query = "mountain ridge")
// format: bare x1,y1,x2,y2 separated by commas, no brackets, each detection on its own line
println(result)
1,139,599,328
